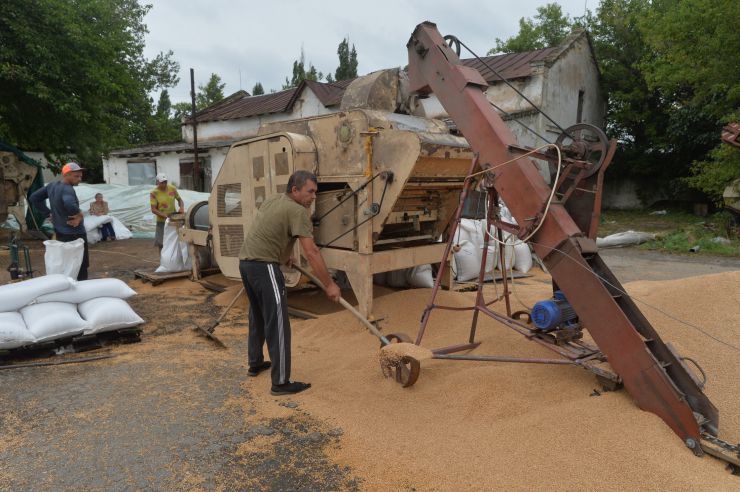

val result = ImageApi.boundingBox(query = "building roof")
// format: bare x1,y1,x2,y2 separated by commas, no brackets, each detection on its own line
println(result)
188,79,355,124
461,47,559,83
109,139,234,158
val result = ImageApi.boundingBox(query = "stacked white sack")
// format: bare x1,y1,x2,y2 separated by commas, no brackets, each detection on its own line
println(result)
0,312,35,349
0,274,72,312
0,277,143,349
78,298,144,334
21,302,89,342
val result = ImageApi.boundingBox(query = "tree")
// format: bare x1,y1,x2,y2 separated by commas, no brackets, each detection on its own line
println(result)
252,82,265,95
0,0,179,169
489,3,573,53
282,48,323,89
639,0,740,201
334,38,358,81
145,90,180,142
196,73,226,109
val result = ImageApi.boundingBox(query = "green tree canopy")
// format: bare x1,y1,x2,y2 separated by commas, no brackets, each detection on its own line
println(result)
334,38,358,81
196,73,226,109
490,3,573,53
0,0,179,167
282,49,323,89
251,82,265,95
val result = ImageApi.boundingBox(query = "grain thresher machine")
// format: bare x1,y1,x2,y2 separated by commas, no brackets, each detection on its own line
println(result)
181,21,738,470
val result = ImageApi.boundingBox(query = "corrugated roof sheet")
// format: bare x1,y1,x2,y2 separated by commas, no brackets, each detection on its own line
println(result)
461,47,558,83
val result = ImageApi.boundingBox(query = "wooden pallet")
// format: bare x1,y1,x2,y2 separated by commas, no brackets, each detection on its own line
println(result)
0,326,142,364
133,269,190,286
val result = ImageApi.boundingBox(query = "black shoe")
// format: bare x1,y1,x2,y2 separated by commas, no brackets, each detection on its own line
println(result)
247,361,271,377
270,381,311,396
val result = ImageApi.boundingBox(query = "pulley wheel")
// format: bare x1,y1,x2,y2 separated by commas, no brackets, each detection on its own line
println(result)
380,332,421,388
554,123,609,178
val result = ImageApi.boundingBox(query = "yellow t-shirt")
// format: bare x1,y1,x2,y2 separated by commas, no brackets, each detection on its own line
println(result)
150,184,181,223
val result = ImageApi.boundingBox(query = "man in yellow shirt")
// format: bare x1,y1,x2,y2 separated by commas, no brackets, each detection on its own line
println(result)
150,173,184,249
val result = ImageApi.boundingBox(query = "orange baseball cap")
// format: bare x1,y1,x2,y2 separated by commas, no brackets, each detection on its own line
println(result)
61,162,84,175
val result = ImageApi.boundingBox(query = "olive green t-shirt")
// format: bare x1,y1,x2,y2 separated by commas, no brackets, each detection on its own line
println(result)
238,194,314,263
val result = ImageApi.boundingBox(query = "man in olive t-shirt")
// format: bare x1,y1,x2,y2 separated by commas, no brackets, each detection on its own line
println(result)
239,170,340,396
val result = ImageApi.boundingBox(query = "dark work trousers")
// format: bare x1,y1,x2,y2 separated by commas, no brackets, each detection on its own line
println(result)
239,260,291,386
100,222,115,241
55,231,89,281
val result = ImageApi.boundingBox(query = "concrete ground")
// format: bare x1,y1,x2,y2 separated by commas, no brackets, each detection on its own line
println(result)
1,237,738,490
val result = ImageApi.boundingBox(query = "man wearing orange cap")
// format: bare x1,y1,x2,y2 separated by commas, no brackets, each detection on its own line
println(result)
29,162,89,280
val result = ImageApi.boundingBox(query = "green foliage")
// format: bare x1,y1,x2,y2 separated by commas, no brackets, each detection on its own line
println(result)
334,38,358,81
686,144,740,202
0,0,179,168
251,82,265,96
282,49,323,89
489,3,572,53
196,73,225,109
145,90,180,142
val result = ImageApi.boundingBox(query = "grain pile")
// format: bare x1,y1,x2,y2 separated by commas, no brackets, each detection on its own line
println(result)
254,270,740,490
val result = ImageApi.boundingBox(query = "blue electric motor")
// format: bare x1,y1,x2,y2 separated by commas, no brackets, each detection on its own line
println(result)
531,291,578,332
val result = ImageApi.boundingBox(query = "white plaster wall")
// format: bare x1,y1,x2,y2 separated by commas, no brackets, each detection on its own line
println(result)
485,72,545,114
540,37,604,142
103,147,230,188
23,151,58,183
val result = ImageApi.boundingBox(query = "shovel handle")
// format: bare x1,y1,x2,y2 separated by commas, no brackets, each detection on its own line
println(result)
292,264,390,345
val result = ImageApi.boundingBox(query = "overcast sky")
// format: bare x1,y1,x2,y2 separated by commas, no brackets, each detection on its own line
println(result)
143,0,592,103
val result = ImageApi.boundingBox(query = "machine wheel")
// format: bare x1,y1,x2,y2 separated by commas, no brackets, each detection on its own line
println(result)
380,332,421,388
554,123,609,178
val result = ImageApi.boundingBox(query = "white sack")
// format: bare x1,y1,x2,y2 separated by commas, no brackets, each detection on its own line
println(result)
21,302,88,342
0,312,36,349
110,216,132,240
0,274,72,312
35,278,136,304
513,242,533,273
44,239,84,278
78,297,144,335
454,239,481,281
84,214,113,232
496,235,515,271
87,227,102,245
407,264,434,288
596,230,655,248
155,219,191,273
457,219,484,249
481,245,497,281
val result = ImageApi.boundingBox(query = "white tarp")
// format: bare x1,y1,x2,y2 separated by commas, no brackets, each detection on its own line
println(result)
3,183,209,237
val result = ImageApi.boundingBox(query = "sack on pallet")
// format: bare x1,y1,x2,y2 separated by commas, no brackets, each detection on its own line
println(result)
44,239,84,278
35,278,136,304
454,239,480,281
156,219,191,273
407,264,434,288
513,242,533,273
78,297,144,334
0,312,36,349
0,274,72,312
21,302,89,342
481,244,497,281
